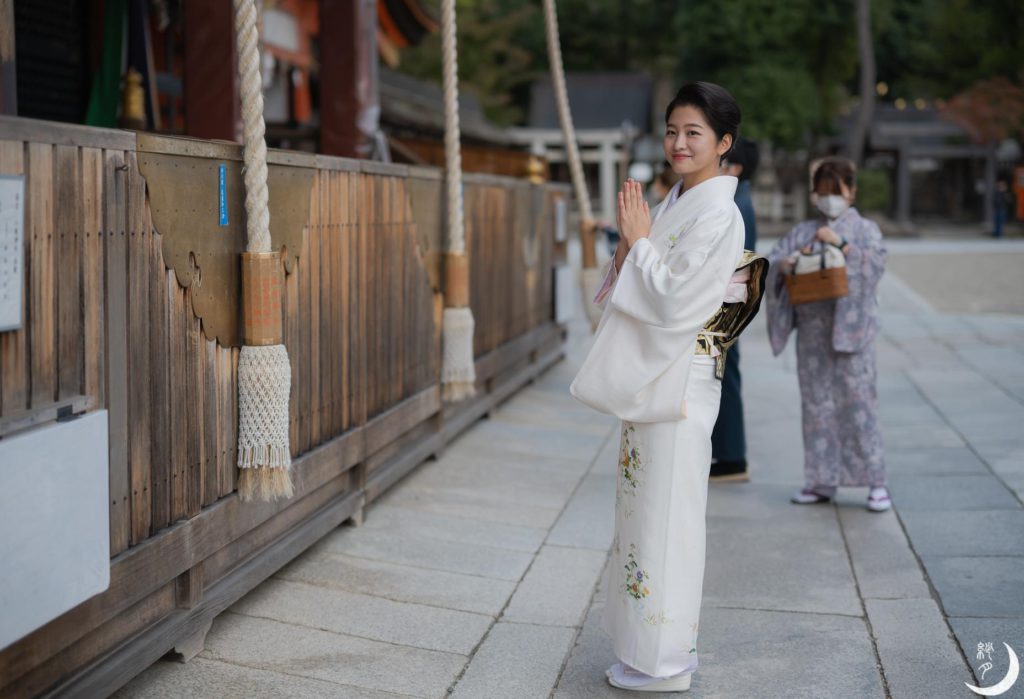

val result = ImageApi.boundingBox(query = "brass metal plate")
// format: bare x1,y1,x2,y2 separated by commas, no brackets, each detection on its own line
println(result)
137,150,313,347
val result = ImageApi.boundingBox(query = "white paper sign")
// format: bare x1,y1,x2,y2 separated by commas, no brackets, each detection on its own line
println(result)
0,411,111,650
0,175,25,332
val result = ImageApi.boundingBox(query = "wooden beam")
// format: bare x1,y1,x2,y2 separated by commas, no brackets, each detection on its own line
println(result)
0,0,15,115
318,0,377,158
183,0,238,141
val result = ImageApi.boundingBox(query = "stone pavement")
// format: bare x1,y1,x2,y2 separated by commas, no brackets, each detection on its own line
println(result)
116,240,1023,699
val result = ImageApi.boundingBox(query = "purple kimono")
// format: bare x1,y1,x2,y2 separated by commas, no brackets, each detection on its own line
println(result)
766,207,888,488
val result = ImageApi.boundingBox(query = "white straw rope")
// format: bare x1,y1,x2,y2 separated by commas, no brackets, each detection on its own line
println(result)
440,0,465,255
542,0,593,225
233,0,271,254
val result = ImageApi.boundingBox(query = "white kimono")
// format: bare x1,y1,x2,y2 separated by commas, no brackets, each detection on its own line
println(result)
570,175,744,678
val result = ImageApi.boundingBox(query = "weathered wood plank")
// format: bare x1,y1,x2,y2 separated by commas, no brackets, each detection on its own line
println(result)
0,140,28,415
149,258,171,533
317,171,331,440
0,115,135,151
185,286,203,518
126,152,152,544
167,278,188,524
26,142,55,408
356,174,368,426
202,339,219,507
0,394,92,438
226,347,238,494
103,148,130,556
307,172,320,446
219,347,237,499
284,225,300,458
80,148,105,407
340,171,352,431
54,145,82,400
332,171,344,435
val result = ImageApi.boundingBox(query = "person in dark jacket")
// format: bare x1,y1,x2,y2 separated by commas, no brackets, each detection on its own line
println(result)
710,138,759,481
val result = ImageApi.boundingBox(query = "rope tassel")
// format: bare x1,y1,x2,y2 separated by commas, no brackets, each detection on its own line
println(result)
237,344,293,500
233,0,293,501
442,306,476,401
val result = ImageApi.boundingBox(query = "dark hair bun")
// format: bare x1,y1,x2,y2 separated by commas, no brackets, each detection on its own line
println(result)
665,82,741,162
813,156,857,192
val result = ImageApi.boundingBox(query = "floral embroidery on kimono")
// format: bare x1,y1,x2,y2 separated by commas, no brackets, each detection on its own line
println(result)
624,545,651,601
618,424,644,518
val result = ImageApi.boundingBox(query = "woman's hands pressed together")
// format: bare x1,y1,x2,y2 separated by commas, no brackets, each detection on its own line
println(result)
617,179,651,249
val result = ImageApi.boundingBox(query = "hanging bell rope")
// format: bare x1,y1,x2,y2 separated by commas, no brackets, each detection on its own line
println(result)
233,0,293,501
439,0,476,401
541,0,602,329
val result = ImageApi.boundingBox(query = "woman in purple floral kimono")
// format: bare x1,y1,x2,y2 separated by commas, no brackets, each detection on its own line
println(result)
765,157,891,512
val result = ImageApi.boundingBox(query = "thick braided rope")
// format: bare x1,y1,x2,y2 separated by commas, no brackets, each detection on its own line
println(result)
232,0,292,500
440,0,465,255
542,0,593,225
233,0,271,254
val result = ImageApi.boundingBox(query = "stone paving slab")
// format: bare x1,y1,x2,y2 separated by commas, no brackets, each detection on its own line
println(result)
837,507,931,600
704,490,862,617
356,503,547,553
398,454,583,509
375,483,566,529
113,657,409,699
865,598,976,699
450,622,577,699
489,390,617,436
920,555,1024,618
898,510,1024,557
275,550,516,616
319,527,535,581
885,446,990,476
546,472,617,551
449,419,608,463
887,474,1022,511
231,578,492,655
502,545,607,627
200,613,465,698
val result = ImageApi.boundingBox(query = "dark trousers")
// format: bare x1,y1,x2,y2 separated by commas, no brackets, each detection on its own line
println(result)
711,341,746,463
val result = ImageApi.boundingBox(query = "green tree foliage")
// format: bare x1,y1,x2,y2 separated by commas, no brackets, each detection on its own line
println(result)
396,0,1021,147
874,0,1024,101
671,0,858,148
397,0,542,125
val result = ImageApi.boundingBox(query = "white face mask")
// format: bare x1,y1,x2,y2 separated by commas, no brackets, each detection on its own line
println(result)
815,194,849,220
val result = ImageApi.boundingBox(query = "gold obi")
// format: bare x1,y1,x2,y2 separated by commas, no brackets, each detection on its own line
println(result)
694,250,770,379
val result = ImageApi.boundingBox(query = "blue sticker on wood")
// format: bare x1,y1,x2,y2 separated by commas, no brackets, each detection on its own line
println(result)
219,164,228,226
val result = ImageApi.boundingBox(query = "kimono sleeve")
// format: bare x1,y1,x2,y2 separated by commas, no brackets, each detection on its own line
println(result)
608,207,731,328
764,221,814,356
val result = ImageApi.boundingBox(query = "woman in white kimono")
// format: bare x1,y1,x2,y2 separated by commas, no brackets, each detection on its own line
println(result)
571,82,747,692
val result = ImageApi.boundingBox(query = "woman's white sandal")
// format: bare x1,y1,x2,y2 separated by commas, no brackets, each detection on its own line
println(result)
867,487,892,512
606,663,692,692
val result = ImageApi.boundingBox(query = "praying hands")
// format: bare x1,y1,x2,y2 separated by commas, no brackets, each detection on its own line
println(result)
617,179,651,248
